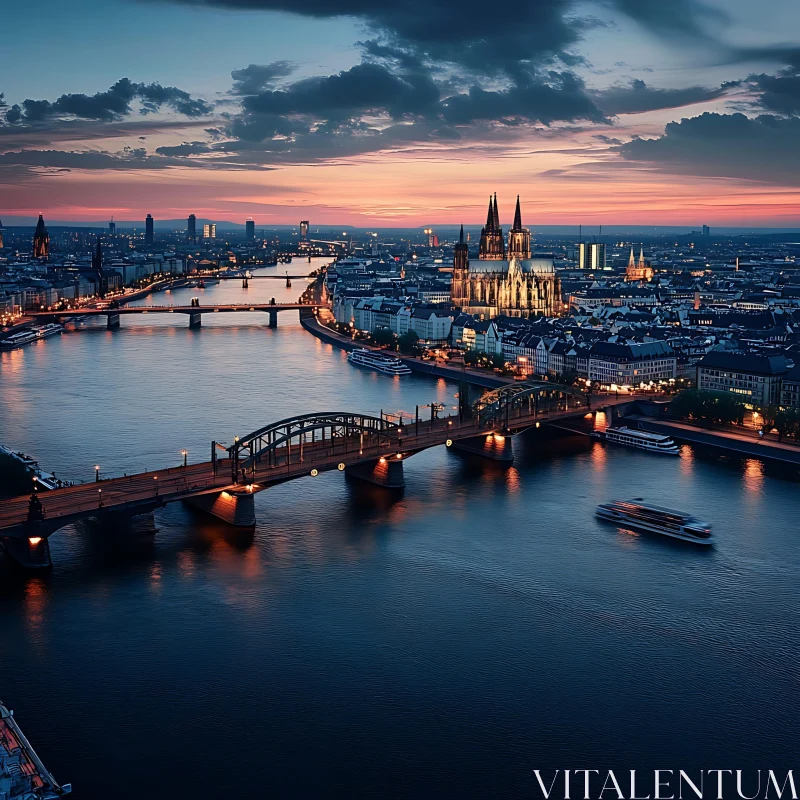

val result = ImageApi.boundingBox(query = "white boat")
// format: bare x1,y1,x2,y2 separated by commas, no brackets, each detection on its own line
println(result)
1,330,38,349
596,499,713,545
595,425,679,455
347,348,412,375
33,324,64,340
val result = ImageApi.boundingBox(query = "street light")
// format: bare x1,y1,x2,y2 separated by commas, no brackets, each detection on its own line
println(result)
95,465,100,482
181,449,188,467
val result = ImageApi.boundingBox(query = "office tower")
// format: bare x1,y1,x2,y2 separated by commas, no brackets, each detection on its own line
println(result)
300,220,309,239
246,218,255,240
203,223,216,239
702,225,710,237
0,220,4,249
109,218,116,236
33,214,50,258
578,241,606,271
145,214,154,244
188,214,196,242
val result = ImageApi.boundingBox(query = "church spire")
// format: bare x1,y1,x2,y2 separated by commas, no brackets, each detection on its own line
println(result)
485,196,495,231
512,195,522,232
628,247,635,268
492,193,500,230
459,224,464,244
638,247,645,266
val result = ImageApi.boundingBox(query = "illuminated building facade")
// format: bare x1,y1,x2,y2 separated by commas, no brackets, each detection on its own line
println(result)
625,247,654,282
188,214,196,242
203,223,216,239
451,196,564,319
33,214,49,259
145,214,154,245
578,242,606,271
300,220,309,239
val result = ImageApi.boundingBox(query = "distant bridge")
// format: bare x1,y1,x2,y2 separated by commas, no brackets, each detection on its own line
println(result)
26,302,327,329
0,383,632,568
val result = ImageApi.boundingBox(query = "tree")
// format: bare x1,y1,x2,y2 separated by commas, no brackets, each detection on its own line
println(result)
669,388,745,426
398,330,420,355
774,407,800,441
372,327,395,347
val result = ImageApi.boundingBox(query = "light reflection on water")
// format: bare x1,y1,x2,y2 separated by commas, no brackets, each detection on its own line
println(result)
1,260,800,797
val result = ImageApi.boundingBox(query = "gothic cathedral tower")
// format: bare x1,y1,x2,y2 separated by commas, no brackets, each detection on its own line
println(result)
478,194,505,259
507,196,531,260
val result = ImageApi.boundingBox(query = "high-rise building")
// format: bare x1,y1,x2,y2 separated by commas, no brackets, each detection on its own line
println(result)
246,218,255,240
578,242,606,271
145,214,154,244
424,228,439,247
702,224,710,237
203,223,216,239
92,237,105,298
108,218,116,236
33,214,50,259
188,214,196,242
300,220,309,239
0,220,4,250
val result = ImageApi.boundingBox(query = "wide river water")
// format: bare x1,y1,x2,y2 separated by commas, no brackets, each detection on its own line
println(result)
1,259,799,798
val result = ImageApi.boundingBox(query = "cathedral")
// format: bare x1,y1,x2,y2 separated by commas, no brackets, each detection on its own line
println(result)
33,214,49,259
450,195,564,319
625,247,653,282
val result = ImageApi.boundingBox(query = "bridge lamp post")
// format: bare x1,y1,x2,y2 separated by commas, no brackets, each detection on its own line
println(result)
95,465,100,482
98,488,103,508
181,449,187,467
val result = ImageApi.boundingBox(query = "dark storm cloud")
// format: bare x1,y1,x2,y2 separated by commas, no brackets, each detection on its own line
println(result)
0,147,174,170
2,78,212,125
595,79,727,115
745,63,800,117
619,112,800,184
242,62,440,119
440,73,604,125
230,62,296,94
155,141,214,156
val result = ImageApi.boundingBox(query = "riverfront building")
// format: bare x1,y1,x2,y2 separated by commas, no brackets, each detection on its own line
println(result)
697,351,789,406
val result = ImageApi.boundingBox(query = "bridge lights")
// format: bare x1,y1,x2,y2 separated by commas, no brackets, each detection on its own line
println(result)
181,449,187,467
310,468,319,477
98,488,103,508
396,453,402,459
28,537,42,546
95,465,100,482
379,457,386,464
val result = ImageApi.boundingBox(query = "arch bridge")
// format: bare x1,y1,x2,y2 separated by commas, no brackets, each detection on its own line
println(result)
0,383,627,569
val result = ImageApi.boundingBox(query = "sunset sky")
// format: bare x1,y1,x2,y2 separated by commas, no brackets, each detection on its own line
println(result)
2,0,800,227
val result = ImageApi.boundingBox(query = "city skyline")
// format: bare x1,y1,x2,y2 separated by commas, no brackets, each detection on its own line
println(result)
2,0,800,226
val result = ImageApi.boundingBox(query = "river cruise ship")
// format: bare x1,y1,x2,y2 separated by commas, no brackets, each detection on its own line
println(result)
347,348,412,376
596,499,713,545
1,702,71,799
0,325,63,350
594,425,679,455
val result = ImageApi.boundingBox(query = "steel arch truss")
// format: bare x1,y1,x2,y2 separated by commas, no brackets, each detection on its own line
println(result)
229,412,395,469
472,381,588,425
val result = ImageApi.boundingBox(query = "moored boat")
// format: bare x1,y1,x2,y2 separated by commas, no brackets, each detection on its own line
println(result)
593,425,679,455
347,348,412,375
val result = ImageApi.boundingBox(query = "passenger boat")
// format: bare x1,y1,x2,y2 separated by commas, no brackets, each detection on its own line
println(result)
0,330,37,349
1,701,71,798
594,425,679,455
33,324,63,340
347,348,412,375
596,499,713,545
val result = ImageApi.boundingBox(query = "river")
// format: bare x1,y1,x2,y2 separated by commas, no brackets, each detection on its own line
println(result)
1,259,799,798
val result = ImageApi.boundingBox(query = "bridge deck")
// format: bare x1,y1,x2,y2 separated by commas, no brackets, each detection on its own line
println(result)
26,303,325,318
0,402,621,536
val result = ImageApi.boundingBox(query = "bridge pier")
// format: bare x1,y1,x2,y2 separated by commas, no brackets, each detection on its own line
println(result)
267,310,278,328
345,456,405,489
185,489,256,527
106,312,120,330
2,536,52,571
449,432,514,464
188,311,202,329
